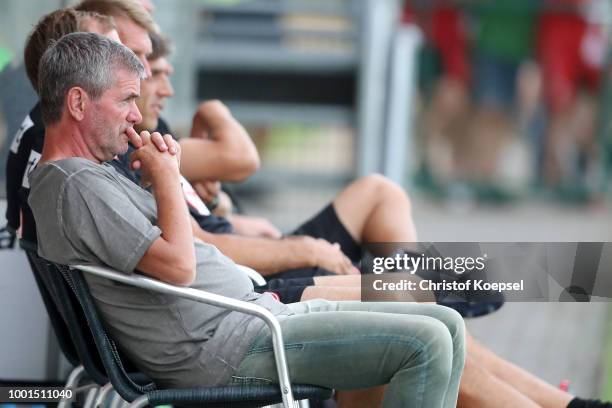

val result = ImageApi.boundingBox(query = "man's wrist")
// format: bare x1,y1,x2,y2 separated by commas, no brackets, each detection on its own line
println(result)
150,165,180,186
283,236,318,268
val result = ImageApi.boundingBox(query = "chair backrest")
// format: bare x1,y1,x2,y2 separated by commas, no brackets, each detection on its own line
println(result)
21,244,79,368
24,247,153,392
53,262,156,402
23,247,110,386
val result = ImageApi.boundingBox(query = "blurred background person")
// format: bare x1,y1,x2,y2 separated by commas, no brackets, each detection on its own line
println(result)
537,0,610,203
404,1,473,189
465,0,537,200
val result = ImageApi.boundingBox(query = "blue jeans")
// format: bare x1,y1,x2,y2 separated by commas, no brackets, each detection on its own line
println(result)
231,300,465,408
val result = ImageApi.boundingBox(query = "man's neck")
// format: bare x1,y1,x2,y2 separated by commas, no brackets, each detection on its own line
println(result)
40,123,100,165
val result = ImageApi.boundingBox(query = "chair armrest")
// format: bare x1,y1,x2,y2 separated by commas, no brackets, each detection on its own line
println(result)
237,264,267,286
70,264,296,407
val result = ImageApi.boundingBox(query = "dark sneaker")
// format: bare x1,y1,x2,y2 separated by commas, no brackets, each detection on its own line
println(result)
568,398,612,408
405,249,505,318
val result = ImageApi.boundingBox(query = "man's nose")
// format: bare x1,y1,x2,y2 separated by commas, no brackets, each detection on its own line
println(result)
160,76,174,98
129,101,143,124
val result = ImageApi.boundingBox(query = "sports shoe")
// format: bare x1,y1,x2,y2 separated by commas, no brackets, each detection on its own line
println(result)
404,249,505,318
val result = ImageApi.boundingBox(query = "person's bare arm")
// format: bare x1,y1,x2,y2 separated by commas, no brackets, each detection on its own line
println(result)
227,214,282,239
179,100,260,183
189,217,357,276
130,130,196,286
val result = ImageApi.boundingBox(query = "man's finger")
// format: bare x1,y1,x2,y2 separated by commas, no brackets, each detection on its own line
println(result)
140,130,151,145
151,132,168,152
206,180,221,195
193,182,214,202
342,254,355,275
126,127,142,148
129,150,142,170
164,134,177,154
173,139,181,168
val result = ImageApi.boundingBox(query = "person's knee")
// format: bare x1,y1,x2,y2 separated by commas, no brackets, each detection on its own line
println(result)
415,318,455,373
433,307,466,345
359,174,411,205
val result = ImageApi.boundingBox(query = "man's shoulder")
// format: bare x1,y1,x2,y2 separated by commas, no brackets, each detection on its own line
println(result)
31,158,115,190
42,157,99,174
28,159,95,222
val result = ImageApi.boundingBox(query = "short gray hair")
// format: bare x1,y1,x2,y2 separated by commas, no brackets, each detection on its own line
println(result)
38,32,145,125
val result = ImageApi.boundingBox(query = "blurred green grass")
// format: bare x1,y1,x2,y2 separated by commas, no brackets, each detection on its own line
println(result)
603,305,612,400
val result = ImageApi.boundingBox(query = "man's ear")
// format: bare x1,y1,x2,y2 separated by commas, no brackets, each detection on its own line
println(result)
66,86,88,122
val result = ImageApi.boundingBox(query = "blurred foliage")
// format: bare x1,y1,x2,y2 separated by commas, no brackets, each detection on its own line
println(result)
0,47,13,72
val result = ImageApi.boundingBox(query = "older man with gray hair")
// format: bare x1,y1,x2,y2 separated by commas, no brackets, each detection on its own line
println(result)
28,32,466,407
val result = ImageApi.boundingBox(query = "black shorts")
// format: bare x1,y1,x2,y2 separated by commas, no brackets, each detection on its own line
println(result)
255,204,362,303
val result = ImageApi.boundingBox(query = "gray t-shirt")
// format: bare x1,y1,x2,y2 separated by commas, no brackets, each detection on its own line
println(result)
28,158,290,387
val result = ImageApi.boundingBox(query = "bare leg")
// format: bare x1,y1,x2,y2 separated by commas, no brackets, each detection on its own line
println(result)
310,274,436,303
312,275,362,287
332,174,417,244
300,286,360,301
467,335,573,408
459,351,542,408
424,76,471,182
572,94,597,158
468,107,512,180
544,110,573,185
337,387,385,408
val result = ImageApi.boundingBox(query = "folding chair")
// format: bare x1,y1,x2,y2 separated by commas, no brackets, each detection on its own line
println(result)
35,253,331,407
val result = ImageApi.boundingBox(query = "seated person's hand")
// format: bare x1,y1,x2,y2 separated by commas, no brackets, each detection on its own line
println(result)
193,179,220,203
289,236,359,275
192,181,233,217
128,129,181,187
230,214,282,239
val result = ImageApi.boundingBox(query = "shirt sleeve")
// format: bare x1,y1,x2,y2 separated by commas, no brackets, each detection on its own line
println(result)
4,114,37,232
59,168,161,274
